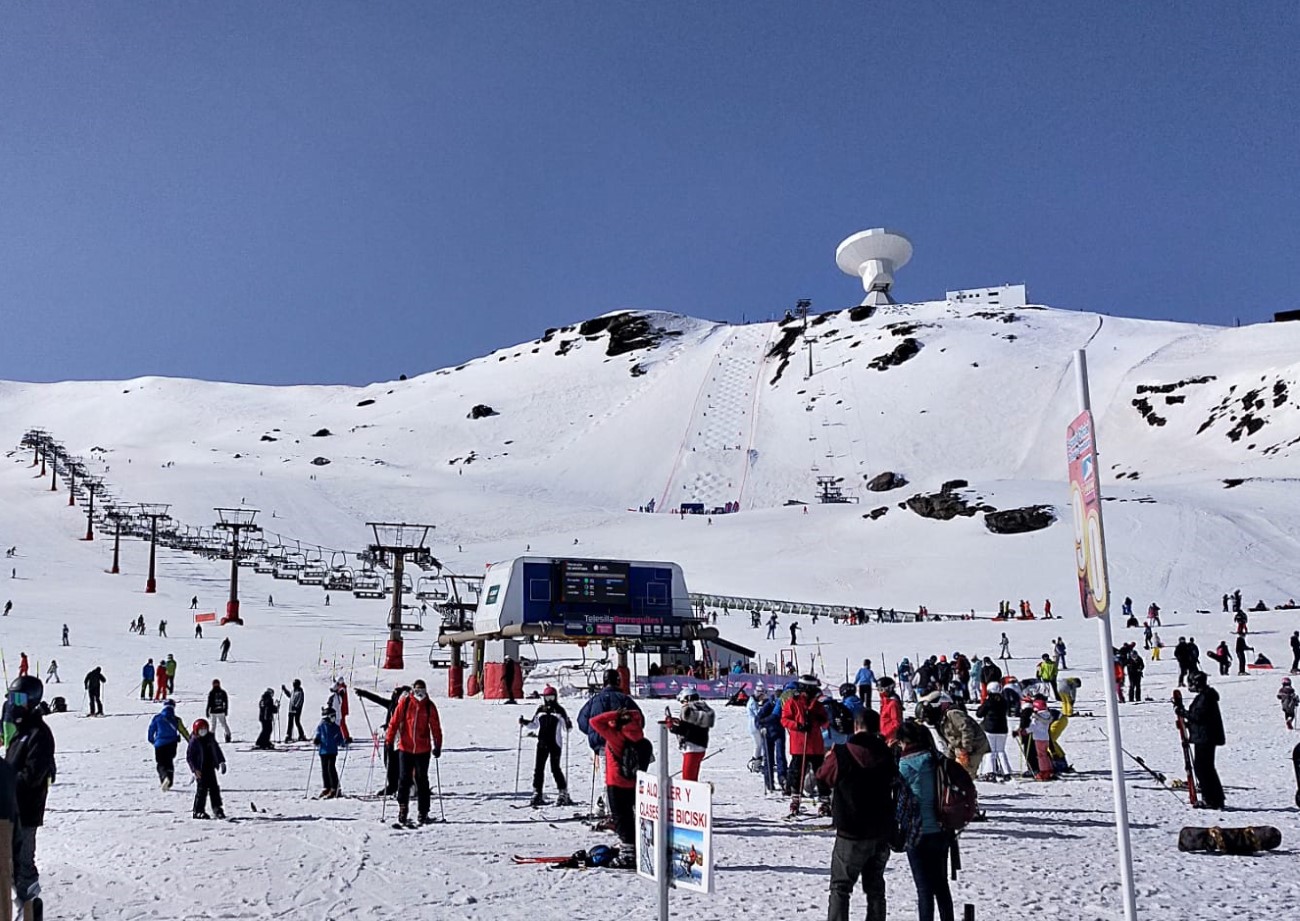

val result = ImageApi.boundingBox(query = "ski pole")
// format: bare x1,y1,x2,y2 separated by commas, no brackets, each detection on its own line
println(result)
670,747,725,779
514,723,524,794
434,753,445,822
304,749,318,799
589,754,599,816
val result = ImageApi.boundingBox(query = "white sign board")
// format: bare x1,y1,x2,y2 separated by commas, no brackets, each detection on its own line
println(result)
635,772,713,893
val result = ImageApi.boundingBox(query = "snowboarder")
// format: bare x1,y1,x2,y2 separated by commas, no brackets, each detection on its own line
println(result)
313,706,345,798
186,718,226,819
1208,641,1231,676
147,699,189,790
1279,678,1297,731
1184,671,1225,809
141,658,155,699
815,707,894,921
5,675,56,914
220,636,231,662
281,678,307,742
385,679,443,825
519,685,574,806
255,689,278,750
83,666,106,716
206,679,232,743
44,660,60,684
667,687,714,782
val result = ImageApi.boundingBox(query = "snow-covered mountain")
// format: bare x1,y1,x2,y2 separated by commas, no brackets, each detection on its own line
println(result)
3,300,1297,611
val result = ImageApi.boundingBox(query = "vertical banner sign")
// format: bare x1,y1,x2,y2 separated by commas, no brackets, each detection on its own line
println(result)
636,773,714,894
1067,409,1109,619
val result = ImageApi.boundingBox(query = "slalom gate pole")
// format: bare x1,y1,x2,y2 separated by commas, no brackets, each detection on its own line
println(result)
514,723,524,795
434,754,445,822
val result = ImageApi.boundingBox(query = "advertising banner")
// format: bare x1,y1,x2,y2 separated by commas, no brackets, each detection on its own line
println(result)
635,773,713,894
1067,409,1110,619
193,611,217,623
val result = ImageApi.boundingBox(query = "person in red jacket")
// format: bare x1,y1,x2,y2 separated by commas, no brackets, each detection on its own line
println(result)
384,679,443,826
781,675,830,817
877,676,903,745
589,707,647,847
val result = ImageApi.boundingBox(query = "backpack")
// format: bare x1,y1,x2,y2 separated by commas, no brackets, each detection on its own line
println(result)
935,755,979,831
617,737,655,781
890,776,924,853
826,699,855,737
682,701,716,729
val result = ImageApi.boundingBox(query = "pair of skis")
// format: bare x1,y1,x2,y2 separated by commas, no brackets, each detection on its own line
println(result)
1172,689,1199,808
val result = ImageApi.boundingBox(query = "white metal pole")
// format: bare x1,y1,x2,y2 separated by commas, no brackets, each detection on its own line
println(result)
1074,349,1139,921
658,720,671,921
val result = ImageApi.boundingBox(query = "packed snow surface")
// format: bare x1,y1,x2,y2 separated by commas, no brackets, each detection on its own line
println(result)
1,302,1299,919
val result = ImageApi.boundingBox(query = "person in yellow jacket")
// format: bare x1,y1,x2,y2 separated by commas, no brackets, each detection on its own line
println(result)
1036,655,1059,700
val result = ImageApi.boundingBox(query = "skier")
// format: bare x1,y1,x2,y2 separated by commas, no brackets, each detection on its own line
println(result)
254,689,278,750
1143,622,1153,649
5,675,57,914
766,613,778,640
756,684,790,793
186,718,227,819
1279,678,1297,731
83,666,106,716
2,600,9,616
206,679,232,743
61,624,69,646
1184,671,1225,809
781,675,830,817
999,633,1010,660
745,685,766,767
1127,652,1145,702
164,654,178,694
588,707,648,849
19,652,28,677
577,669,641,757
1174,637,1192,686
154,653,170,700
1291,631,1300,674
897,720,955,921
281,678,307,742
976,682,1012,779
1029,696,1056,780
666,687,714,782
815,707,894,921
789,621,800,646
877,677,902,745
220,636,231,662
1235,634,1254,676
328,679,352,743
1054,638,1067,669
194,623,203,639
355,683,410,796
385,679,443,826
147,699,190,790
313,706,345,798
158,619,167,637
1035,655,1059,699
190,596,198,610
853,659,876,709
44,660,60,684
141,658,155,699
519,685,574,806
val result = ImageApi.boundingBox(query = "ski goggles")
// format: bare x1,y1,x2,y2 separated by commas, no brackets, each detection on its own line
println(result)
6,691,31,708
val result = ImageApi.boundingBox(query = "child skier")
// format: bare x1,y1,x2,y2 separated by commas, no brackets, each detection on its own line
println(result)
313,706,345,798
147,699,190,790
186,717,227,819
1279,678,1298,731
667,687,715,782
519,685,574,806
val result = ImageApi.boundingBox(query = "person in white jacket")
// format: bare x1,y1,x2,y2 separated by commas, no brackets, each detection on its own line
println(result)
745,687,766,769
1029,695,1056,780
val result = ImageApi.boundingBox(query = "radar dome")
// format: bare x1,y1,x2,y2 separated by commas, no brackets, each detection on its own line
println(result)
836,229,913,306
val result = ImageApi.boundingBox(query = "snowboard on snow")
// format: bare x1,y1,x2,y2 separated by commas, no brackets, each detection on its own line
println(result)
1178,825,1281,855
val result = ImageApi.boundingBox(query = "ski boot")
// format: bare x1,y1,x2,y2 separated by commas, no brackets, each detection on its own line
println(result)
193,811,211,819
418,814,435,825
397,805,410,827
161,776,173,792
555,790,575,807
529,790,548,808
817,801,832,818
213,808,226,819
787,798,802,819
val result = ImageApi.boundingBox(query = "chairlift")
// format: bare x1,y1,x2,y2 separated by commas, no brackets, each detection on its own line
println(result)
416,576,448,602
298,559,328,585
325,566,354,592
352,570,386,599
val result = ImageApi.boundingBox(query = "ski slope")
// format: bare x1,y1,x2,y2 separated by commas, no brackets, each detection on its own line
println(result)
2,301,1299,919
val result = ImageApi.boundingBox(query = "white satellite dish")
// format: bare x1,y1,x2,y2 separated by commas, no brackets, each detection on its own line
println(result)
836,228,913,306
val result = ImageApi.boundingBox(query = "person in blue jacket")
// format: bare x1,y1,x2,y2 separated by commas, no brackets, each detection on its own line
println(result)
576,670,641,755
755,682,793,793
897,721,954,921
313,706,346,799
140,658,155,700
854,659,877,709
147,699,190,791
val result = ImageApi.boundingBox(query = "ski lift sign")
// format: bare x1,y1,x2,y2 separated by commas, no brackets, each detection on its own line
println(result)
1067,409,1110,619
635,773,714,893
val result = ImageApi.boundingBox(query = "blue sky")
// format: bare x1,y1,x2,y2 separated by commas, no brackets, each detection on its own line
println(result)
2,3,1296,385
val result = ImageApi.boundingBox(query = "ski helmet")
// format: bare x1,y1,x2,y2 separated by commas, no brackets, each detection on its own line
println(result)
5,675,43,720
542,685,558,701
797,674,821,692
1187,671,1208,692
677,687,700,703
191,718,209,736
322,706,336,719
1282,678,1292,687
838,682,856,698
163,698,176,709
987,682,1002,695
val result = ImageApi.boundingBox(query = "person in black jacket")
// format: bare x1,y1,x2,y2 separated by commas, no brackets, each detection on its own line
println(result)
1235,634,1254,676
815,707,896,921
355,684,410,796
519,685,574,807
206,679,232,743
254,688,278,750
281,678,307,743
5,676,57,908
1126,654,1145,702
1173,638,1191,687
1289,631,1300,674
83,666,107,716
976,684,1012,778
1184,671,1225,809
186,717,227,819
